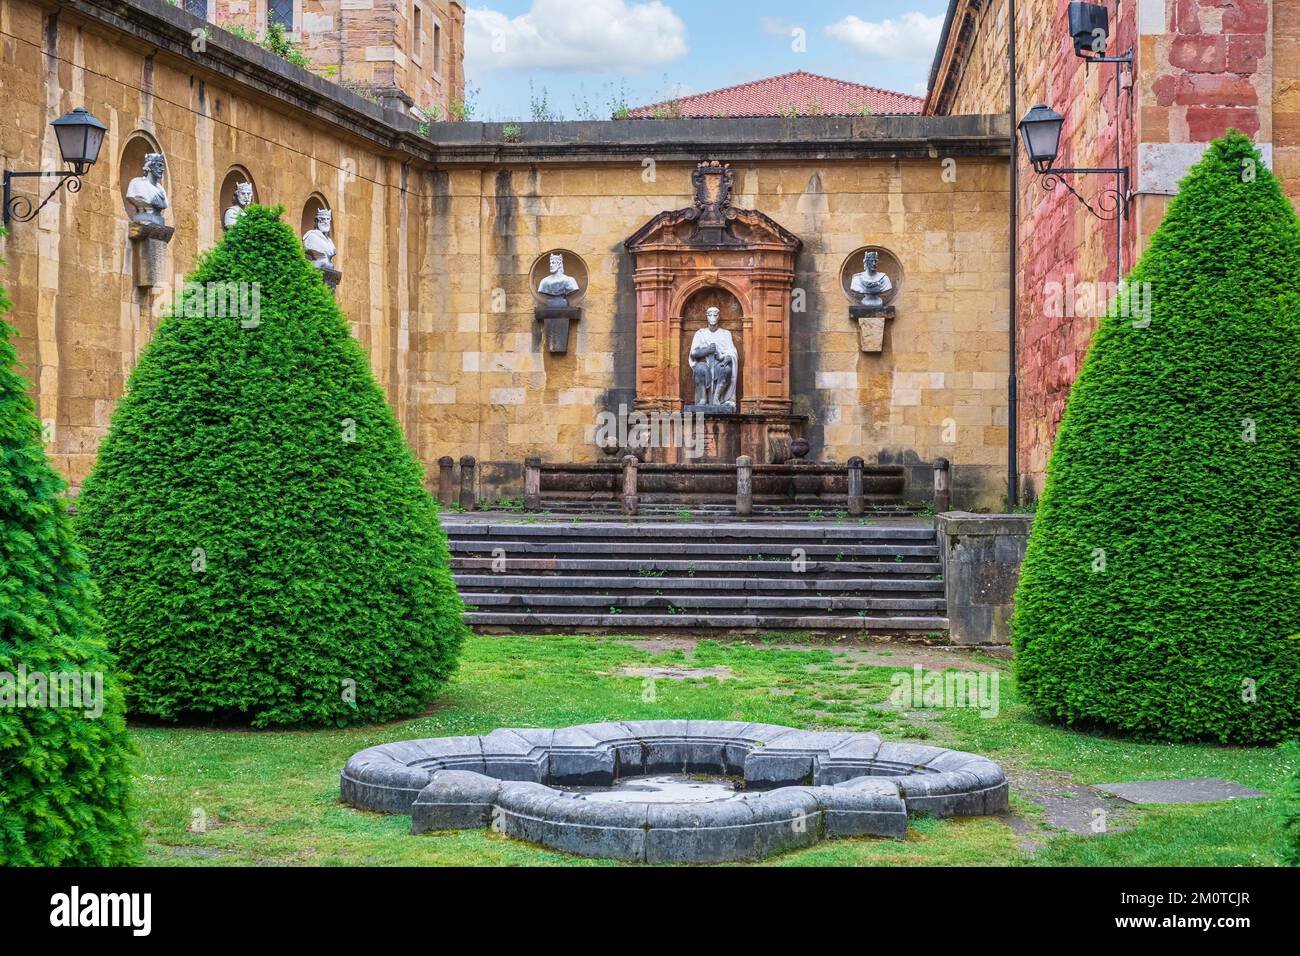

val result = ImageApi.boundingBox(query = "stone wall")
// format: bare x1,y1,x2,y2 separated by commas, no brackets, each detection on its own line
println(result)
935,511,1032,645
0,0,438,487
928,0,1011,116
424,132,1012,509
929,0,1296,497
0,0,1014,511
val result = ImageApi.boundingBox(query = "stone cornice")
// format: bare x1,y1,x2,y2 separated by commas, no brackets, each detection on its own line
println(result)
426,114,1012,166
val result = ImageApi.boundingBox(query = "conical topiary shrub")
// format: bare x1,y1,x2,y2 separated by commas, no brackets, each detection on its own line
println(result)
1013,132,1300,744
77,207,465,727
0,233,140,864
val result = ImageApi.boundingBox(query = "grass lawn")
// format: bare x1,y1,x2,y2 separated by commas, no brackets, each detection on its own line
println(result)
133,635,1294,866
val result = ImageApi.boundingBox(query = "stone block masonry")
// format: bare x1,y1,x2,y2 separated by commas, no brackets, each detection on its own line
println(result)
0,0,1013,510
935,511,1032,645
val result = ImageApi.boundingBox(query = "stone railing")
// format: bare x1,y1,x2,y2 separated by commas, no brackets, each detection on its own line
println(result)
437,455,962,516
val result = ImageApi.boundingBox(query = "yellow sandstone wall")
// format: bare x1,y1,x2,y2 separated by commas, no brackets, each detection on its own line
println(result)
427,158,1011,508
0,0,436,487
0,0,1013,510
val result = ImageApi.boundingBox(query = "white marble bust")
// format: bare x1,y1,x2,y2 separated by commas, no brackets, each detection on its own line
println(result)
302,209,337,271
850,250,894,307
537,252,580,301
125,153,169,226
223,182,254,230
689,307,738,409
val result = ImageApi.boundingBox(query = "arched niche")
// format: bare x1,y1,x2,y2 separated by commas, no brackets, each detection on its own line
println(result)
528,249,588,305
218,166,258,225
839,246,904,305
678,286,744,407
118,131,162,218
300,192,333,238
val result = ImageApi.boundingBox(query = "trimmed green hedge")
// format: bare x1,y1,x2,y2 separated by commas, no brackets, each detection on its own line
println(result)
1284,744,1300,866
77,207,465,727
0,234,140,864
1013,132,1300,744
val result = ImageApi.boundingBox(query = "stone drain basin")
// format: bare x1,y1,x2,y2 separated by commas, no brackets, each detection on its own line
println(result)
340,721,1009,863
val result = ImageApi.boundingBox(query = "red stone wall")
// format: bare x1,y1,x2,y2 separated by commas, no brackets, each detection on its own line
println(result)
930,0,1292,497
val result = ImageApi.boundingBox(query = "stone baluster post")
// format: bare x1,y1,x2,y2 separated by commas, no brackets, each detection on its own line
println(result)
437,456,455,507
847,457,865,517
736,456,753,517
524,456,542,512
933,457,951,515
459,455,478,512
621,456,639,517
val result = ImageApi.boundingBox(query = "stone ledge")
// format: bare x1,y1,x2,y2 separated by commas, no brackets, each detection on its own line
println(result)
936,511,1034,536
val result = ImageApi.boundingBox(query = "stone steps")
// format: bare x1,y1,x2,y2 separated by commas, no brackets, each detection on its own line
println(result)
466,613,950,632
444,515,947,635
450,539,941,558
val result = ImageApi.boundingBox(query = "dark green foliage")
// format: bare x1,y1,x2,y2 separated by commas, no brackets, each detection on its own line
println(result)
0,233,140,864
1283,744,1300,866
77,207,465,727
1013,133,1300,744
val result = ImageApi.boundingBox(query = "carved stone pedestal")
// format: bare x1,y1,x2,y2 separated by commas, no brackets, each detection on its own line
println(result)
318,266,342,293
128,221,175,289
850,305,896,353
535,305,581,354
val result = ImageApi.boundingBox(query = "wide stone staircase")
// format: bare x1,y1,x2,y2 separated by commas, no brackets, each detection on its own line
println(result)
443,514,948,635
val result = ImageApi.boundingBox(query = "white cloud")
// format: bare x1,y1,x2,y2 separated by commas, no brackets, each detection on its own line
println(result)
825,11,945,62
467,0,688,73
760,17,797,37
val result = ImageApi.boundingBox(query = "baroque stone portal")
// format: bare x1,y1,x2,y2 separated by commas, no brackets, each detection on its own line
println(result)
624,161,804,463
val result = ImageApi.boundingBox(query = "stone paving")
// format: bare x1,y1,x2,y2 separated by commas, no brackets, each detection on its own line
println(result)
341,721,1009,863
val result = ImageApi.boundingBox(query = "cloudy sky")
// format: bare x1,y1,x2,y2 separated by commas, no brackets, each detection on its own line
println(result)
465,0,950,121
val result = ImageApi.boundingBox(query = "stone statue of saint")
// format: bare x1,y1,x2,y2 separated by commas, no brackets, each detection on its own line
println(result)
689,307,738,409
850,250,893,307
125,153,169,226
302,208,337,271
223,182,254,230
537,252,580,305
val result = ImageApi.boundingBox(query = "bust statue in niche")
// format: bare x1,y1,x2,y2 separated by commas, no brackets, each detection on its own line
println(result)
302,209,337,271
223,182,254,230
850,250,893,307
537,252,580,306
125,153,169,226
689,307,738,410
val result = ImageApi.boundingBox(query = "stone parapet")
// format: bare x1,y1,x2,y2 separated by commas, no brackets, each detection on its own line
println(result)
936,510,1033,645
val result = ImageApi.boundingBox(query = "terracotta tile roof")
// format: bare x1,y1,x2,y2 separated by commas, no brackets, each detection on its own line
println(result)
626,70,924,119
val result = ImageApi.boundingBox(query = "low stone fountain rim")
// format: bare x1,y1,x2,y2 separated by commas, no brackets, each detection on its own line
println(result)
340,720,1005,811
340,721,1009,862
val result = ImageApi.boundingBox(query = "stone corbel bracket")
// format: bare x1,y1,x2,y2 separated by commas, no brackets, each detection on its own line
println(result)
127,221,175,290
850,304,896,353
317,265,342,293
535,304,581,354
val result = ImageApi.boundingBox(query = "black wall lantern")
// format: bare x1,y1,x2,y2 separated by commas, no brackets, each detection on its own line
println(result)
1068,1,1111,57
3,107,108,227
